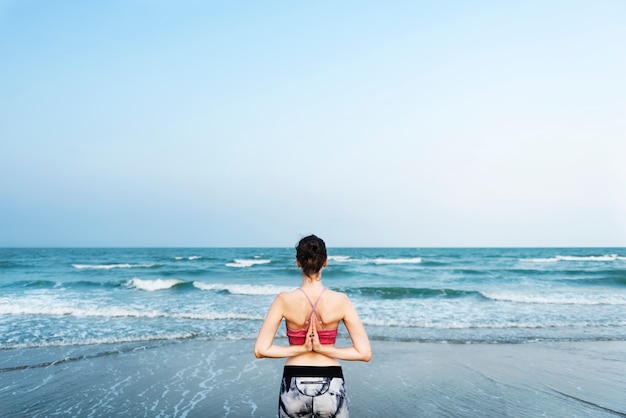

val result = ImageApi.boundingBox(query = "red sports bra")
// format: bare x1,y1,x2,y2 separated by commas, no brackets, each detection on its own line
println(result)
286,288,339,345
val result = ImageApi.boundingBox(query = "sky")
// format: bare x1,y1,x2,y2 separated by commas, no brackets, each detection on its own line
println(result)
1,0,625,247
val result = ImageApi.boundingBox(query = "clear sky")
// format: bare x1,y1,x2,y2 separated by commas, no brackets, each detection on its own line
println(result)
1,1,625,247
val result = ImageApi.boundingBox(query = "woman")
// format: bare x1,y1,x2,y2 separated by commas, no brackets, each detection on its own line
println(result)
254,235,372,418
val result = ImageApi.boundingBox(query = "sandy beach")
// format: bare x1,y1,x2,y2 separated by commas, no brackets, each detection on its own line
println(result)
2,338,625,417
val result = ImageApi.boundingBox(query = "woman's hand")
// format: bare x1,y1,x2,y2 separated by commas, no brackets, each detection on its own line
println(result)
305,320,321,352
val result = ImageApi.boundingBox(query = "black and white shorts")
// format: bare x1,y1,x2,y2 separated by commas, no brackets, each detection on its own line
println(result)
279,366,348,418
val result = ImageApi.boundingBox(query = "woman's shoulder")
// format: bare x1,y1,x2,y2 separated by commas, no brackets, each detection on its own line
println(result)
324,288,350,303
276,288,304,302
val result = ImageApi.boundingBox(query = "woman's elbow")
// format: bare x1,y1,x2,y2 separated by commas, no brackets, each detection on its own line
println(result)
355,345,372,362
254,345,266,359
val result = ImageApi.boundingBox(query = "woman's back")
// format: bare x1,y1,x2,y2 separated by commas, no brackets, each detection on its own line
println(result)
283,286,344,331
280,286,346,366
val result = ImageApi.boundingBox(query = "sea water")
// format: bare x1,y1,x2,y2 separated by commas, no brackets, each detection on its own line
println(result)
2,247,626,417
1,247,625,350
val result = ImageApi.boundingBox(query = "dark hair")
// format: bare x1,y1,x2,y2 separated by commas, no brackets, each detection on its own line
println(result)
296,235,327,277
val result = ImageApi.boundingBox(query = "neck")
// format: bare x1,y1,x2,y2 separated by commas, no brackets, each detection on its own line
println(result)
301,274,323,288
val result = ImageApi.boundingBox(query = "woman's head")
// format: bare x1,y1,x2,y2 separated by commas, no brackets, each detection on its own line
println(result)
296,235,327,279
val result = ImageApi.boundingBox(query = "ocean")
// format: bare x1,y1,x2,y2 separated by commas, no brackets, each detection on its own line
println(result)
1,247,625,417
1,247,625,350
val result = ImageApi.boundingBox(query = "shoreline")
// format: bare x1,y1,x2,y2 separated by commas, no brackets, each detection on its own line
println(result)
2,339,625,417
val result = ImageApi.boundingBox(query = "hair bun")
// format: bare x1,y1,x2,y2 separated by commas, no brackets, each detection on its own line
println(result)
296,235,327,277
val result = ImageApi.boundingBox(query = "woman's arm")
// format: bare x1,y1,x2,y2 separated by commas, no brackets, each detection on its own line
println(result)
254,294,311,359
311,295,372,362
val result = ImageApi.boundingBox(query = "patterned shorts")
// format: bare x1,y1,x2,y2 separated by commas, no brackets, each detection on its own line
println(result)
279,366,348,418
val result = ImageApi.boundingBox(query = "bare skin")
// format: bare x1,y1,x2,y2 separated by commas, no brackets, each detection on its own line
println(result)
254,260,372,365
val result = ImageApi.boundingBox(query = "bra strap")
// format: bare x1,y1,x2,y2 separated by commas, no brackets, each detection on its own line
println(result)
298,288,327,329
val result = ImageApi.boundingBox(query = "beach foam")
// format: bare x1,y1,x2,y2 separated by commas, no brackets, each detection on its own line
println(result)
72,263,159,269
225,259,272,268
520,254,626,263
192,282,292,295
482,291,626,305
126,278,184,291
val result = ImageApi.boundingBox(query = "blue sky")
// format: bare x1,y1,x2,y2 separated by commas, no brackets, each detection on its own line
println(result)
1,1,625,247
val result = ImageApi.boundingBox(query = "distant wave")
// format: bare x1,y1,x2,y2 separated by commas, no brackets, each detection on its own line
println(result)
481,291,626,305
367,335,626,344
373,257,422,264
190,283,484,300
3,279,166,290
72,263,160,270
328,256,422,265
520,254,626,263
0,330,270,352
225,259,271,268
328,256,352,262
0,301,166,318
0,260,18,269
126,278,186,291
556,274,626,286
0,299,263,321
1,280,59,289
345,286,481,299
174,256,202,261
14,278,293,294
362,317,626,329
193,282,293,295
0,332,200,352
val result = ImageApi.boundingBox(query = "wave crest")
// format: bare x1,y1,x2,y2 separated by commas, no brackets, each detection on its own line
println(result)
126,278,184,291
225,259,271,268
481,291,626,305
346,286,480,299
193,282,292,295
520,254,626,263
73,263,159,270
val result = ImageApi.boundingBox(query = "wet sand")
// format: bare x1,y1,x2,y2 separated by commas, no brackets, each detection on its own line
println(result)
1,338,625,417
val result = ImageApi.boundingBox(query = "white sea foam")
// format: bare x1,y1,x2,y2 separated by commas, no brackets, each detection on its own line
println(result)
0,299,166,318
520,254,626,263
193,282,292,295
126,278,183,291
175,256,203,260
481,291,626,305
372,257,422,264
72,263,157,270
0,296,262,321
172,312,264,321
225,259,271,268
327,256,423,264
361,317,626,329
1,332,200,350
328,256,351,262
328,256,423,264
